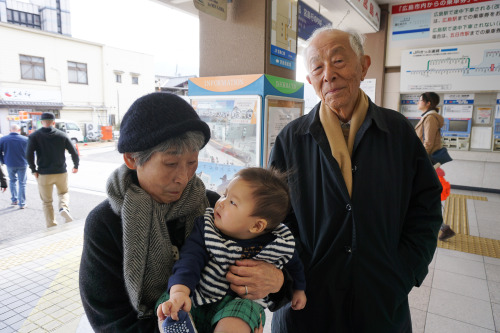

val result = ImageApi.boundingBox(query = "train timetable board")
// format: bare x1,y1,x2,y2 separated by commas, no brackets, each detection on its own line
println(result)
400,42,500,92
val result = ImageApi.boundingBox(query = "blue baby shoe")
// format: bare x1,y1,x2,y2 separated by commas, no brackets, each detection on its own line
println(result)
162,310,198,333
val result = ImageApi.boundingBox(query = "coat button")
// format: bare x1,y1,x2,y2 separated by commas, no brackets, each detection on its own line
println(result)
346,204,352,211
345,246,352,253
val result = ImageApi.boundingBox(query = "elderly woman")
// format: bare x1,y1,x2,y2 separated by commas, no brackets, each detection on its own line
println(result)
79,93,285,332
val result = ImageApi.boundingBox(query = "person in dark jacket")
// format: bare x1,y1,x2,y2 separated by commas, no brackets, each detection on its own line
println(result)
0,124,28,208
26,112,79,227
268,27,443,332
79,92,286,333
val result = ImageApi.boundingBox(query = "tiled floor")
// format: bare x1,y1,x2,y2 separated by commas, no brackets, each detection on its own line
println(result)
408,190,500,333
0,225,85,333
0,189,499,332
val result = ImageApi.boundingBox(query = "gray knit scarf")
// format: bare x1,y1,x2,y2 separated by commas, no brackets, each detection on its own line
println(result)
106,164,209,318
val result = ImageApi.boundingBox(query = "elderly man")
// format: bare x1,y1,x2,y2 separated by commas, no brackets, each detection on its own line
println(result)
0,124,28,208
268,27,442,332
26,112,79,227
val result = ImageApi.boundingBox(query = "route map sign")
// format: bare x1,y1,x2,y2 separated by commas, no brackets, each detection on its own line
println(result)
400,42,500,92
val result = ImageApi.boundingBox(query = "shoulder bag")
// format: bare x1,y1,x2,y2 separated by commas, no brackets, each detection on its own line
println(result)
422,117,453,165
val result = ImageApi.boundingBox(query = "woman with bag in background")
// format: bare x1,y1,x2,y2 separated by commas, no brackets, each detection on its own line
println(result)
415,92,455,241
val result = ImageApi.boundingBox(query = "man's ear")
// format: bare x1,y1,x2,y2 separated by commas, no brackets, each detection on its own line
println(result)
306,74,312,85
250,218,268,234
361,55,371,80
123,153,137,170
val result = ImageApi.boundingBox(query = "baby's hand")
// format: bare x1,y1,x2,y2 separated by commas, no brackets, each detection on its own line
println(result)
157,285,192,321
291,290,307,310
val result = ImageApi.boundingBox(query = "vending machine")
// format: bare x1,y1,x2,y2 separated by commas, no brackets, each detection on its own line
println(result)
188,74,304,194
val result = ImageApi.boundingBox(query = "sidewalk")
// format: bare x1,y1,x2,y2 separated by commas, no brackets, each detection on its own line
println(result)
0,189,499,332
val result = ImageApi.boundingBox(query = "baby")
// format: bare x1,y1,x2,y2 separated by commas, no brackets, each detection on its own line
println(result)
157,167,306,333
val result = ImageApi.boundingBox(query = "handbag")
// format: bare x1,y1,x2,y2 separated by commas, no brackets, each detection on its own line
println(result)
431,147,452,165
422,115,453,165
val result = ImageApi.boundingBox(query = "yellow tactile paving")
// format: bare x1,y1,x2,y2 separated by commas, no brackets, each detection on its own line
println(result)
18,247,85,332
438,234,500,258
443,195,470,235
438,194,500,259
0,229,85,333
0,235,83,270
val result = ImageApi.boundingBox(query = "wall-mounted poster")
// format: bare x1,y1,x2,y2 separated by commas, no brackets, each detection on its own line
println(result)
264,96,304,166
190,95,261,193
475,107,493,125
471,126,493,150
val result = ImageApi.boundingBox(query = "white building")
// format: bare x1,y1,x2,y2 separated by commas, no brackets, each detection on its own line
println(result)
0,0,71,35
0,22,155,136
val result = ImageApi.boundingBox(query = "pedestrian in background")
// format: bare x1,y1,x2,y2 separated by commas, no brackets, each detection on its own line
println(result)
26,112,79,227
268,27,442,332
0,124,29,208
0,164,7,192
415,91,456,241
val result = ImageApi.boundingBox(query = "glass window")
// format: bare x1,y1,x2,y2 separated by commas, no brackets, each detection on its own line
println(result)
7,9,41,29
68,61,88,84
20,55,45,81
131,76,139,85
116,74,122,83
66,123,80,130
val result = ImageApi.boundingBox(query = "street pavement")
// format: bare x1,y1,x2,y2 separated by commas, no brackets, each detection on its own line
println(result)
0,142,118,244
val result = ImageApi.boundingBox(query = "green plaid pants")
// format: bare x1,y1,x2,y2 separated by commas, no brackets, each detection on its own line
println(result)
156,293,265,333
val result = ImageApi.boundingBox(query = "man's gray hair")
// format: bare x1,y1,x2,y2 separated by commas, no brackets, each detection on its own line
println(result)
10,124,20,132
303,26,366,71
130,131,205,167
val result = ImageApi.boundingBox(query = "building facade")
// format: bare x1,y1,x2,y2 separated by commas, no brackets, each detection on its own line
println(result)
0,22,154,137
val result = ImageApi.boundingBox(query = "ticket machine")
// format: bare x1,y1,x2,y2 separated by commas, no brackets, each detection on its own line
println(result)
441,118,472,150
494,118,500,151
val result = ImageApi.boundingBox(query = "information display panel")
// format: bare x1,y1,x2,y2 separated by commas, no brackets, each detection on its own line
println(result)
263,96,304,166
190,95,262,193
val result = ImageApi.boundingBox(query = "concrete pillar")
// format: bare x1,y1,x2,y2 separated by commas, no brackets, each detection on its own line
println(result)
198,0,296,80
364,5,389,105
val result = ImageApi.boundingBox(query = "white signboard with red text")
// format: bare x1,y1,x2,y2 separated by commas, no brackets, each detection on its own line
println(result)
387,0,500,66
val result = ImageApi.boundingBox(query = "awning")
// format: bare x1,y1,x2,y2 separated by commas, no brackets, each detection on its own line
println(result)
0,100,64,108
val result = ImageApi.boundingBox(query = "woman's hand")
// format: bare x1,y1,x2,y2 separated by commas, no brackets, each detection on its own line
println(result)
226,259,284,300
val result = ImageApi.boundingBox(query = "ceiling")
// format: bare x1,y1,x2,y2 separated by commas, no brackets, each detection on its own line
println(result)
152,0,412,18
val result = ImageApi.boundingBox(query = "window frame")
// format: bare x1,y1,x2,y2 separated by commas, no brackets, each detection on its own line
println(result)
20,54,46,81
7,9,41,29
67,61,88,84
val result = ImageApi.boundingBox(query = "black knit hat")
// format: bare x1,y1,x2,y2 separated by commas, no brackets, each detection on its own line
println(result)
41,112,55,120
117,92,210,153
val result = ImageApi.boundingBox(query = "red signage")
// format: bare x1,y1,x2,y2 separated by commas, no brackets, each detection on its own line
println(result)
392,0,495,14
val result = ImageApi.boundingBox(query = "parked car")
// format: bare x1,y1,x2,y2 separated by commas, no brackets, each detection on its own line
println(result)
54,119,84,144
